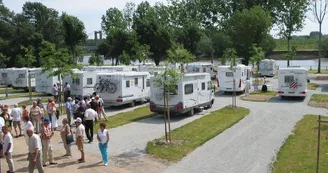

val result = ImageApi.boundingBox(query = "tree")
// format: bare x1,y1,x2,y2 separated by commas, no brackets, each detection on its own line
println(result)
88,55,104,66
101,7,127,33
167,44,196,72
221,48,238,107
61,13,87,64
249,45,264,87
123,2,136,30
277,0,308,67
310,0,328,73
224,6,272,65
320,38,328,58
197,33,213,57
153,64,182,143
132,43,152,63
133,2,172,65
283,45,297,64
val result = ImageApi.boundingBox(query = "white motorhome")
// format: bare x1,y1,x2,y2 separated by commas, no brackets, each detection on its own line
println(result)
71,70,107,98
95,71,151,107
277,67,308,98
35,69,62,95
83,65,138,72
259,59,276,77
186,63,218,79
138,65,166,75
12,68,39,91
0,68,16,86
150,73,215,116
217,65,252,92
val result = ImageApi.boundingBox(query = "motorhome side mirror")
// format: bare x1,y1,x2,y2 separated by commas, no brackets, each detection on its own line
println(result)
307,79,310,83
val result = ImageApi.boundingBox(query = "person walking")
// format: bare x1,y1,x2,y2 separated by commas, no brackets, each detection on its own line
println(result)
65,97,73,125
11,103,22,138
64,82,71,102
75,118,85,163
59,118,72,157
52,84,58,103
23,116,34,146
84,104,97,143
29,102,41,134
49,102,58,131
97,123,110,166
21,104,29,122
2,126,15,173
27,127,44,173
96,96,107,121
41,118,57,167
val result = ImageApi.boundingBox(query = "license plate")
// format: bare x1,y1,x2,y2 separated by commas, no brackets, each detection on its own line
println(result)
108,102,112,104
289,92,295,94
226,88,232,90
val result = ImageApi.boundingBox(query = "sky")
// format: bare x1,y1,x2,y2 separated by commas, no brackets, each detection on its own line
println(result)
3,0,328,39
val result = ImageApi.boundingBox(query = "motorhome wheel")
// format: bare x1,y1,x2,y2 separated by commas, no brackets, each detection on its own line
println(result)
187,108,194,116
130,101,136,107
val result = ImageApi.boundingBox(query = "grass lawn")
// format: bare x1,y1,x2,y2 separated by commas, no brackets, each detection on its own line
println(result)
273,115,328,173
94,106,157,130
0,92,47,101
146,106,250,162
240,91,277,102
308,83,320,90
309,70,328,74
0,88,25,94
308,94,328,109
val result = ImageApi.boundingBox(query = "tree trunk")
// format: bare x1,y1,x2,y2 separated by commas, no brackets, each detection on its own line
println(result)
166,93,171,143
163,92,168,143
318,22,322,73
287,37,290,67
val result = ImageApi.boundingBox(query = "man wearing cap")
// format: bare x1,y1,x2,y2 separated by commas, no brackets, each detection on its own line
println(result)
29,102,41,134
84,104,97,143
2,126,15,173
27,127,44,173
11,103,22,138
75,118,85,163
41,118,57,167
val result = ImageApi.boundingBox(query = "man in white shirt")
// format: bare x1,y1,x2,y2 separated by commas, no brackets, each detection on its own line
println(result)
2,126,15,173
11,103,22,137
84,104,97,143
75,118,85,163
27,127,44,173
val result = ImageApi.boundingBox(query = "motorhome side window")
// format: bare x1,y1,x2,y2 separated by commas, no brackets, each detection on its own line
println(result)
285,76,294,83
75,78,80,85
19,74,25,78
135,78,138,85
226,72,233,77
203,68,206,72
30,74,35,78
126,80,130,88
87,78,92,85
146,79,150,87
202,82,205,90
185,84,193,95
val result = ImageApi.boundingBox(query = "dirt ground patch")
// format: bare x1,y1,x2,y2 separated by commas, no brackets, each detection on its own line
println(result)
0,132,130,173
240,95,273,102
308,101,328,109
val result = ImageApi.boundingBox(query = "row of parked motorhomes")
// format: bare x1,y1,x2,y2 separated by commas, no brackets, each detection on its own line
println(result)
0,59,308,115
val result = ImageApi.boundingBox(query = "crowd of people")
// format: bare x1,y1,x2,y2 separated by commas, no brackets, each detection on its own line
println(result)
0,93,111,173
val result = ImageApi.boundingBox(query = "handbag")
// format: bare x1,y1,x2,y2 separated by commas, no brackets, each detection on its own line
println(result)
66,126,74,144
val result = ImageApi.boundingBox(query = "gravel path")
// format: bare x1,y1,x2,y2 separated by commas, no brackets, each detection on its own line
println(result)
162,79,327,173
